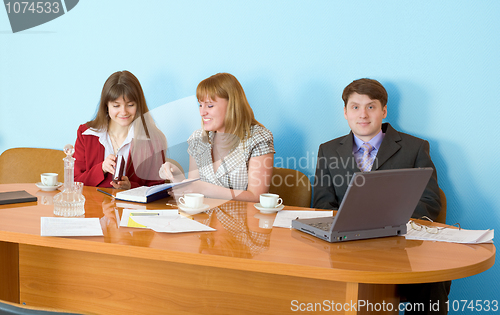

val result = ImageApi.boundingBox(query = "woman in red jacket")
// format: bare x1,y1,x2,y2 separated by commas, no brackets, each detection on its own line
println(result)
74,71,166,189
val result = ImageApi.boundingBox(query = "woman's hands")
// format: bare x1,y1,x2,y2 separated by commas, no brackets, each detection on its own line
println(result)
111,175,131,190
102,154,116,174
159,161,185,182
102,155,131,189
167,179,202,198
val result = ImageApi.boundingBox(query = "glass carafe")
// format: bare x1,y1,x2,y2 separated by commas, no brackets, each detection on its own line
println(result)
53,144,85,216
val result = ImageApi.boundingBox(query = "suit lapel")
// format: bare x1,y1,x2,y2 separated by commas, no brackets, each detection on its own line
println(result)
374,123,401,170
337,132,360,173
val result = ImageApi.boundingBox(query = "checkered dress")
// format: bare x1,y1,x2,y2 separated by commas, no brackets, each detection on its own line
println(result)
187,125,275,190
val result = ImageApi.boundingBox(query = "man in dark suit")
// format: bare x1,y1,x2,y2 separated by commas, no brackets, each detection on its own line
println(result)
313,78,450,315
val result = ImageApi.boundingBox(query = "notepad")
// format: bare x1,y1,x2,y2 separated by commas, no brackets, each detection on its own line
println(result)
115,178,199,203
0,190,37,205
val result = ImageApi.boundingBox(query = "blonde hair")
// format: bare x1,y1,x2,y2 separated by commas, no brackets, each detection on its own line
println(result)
196,73,262,142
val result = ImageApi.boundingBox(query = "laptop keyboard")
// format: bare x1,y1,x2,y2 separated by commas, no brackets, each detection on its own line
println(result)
309,221,332,231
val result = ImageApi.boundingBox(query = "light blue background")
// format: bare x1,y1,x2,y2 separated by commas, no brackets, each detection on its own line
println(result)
1,1,499,312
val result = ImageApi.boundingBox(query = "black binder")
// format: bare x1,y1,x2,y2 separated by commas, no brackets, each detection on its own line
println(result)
0,190,37,205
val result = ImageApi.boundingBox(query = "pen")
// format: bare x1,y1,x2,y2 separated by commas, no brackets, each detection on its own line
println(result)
97,189,114,197
130,213,160,216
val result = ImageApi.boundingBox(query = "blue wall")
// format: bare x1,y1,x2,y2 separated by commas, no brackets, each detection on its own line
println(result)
1,1,499,312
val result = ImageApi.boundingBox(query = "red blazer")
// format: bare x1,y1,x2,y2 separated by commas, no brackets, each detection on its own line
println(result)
74,124,164,188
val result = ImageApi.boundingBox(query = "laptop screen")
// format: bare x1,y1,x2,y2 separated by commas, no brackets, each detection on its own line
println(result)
329,168,433,233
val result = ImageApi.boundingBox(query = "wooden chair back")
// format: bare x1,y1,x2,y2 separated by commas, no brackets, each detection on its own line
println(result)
0,148,66,184
269,167,312,208
435,188,447,224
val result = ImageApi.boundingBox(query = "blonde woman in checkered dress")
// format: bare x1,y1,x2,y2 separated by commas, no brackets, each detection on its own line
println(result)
159,73,275,202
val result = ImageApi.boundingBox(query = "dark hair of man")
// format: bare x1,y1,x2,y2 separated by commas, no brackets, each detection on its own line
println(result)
341,78,388,107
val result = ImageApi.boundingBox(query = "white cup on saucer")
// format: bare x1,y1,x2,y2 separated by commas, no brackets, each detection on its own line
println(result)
260,193,283,208
41,173,58,186
179,193,204,209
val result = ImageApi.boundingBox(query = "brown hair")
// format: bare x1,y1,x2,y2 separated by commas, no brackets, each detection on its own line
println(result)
87,71,167,180
87,71,150,131
196,73,262,142
342,78,388,107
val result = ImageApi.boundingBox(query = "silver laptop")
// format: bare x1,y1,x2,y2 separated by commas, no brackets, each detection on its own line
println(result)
292,168,433,242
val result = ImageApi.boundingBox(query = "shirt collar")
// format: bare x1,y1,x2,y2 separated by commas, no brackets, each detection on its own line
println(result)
353,129,385,153
83,125,135,151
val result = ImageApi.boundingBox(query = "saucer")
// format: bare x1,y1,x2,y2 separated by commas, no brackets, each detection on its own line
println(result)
178,204,211,215
254,203,284,214
36,182,63,191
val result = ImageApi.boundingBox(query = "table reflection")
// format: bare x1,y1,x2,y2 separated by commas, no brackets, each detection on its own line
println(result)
198,201,272,258
96,197,273,257
35,190,57,205
291,230,418,272
100,198,155,246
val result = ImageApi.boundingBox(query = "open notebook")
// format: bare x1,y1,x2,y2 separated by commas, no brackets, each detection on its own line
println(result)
115,178,199,203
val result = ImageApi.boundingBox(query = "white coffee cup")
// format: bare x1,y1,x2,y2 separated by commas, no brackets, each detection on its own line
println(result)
179,193,204,209
260,193,283,208
41,173,58,186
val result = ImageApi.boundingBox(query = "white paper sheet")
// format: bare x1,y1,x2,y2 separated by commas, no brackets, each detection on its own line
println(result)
41,217,103,236
130,215,216,233
119,209,179,228
273,210,334,228
405,222,494,244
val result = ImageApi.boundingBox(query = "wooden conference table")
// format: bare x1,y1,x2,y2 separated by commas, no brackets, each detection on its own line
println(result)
0,183,495,315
